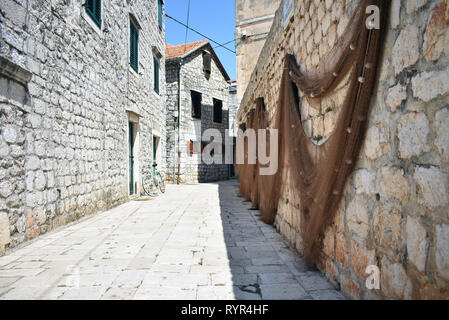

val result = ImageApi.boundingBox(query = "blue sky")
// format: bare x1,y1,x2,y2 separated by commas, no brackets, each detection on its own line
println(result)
165,0,237,80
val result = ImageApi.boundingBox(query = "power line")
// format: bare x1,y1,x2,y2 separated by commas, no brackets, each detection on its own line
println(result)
213,38,236,50
165,13,236,54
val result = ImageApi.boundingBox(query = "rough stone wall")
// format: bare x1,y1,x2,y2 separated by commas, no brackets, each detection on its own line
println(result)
0,59,31,255
165,60,180,183
238,0,449,299
228,81,239,137
165,45,230,184
235,0,281,103
0,0,166,254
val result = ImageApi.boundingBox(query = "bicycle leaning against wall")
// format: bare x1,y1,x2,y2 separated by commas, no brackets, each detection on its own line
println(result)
142,163,166,196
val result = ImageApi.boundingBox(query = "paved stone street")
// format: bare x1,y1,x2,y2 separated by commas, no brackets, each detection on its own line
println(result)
0,180,344,300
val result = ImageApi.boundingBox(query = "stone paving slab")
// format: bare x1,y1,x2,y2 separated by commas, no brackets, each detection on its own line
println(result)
0,180,345,300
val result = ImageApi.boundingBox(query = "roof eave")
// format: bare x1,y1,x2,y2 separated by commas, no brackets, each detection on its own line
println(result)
165,41,231,81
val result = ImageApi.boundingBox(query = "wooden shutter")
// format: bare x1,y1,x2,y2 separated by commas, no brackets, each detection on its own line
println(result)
188,140,194,154
154,57,159,93
130,23,134,69
130,21,138,72
158,0,163,30
94,0,101,25
86,0,94,12
86,0,101,27
134,27,139,71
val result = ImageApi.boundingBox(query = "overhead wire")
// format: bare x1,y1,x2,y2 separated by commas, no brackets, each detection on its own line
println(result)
165,13,236,54
213,38,236,50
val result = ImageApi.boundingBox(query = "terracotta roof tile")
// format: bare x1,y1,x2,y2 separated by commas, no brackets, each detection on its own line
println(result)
165,40,208,60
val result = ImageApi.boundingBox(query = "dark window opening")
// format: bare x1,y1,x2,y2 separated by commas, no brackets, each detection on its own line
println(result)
202,51,211,78
154,56,160,94
86,0,101,28
291,81,301,120
130,19,139,72
213,98,223,123
191,90,202,119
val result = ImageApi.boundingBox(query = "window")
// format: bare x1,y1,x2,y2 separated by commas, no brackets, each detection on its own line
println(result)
202,50,211,78
130,18,139,72
85,0,101,28
191,91,202,119
154,56,160,94
188,140,194,154
188,140,201,154
213,98,223,123
158,0,163,30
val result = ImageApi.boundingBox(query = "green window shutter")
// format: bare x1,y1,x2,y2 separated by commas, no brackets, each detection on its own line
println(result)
154,57,159,94
86,0,94,12
158,0,163,30
86,0,101,28
130,21,138,72
129,24,134,69
135,29,139,71
94,0,101,26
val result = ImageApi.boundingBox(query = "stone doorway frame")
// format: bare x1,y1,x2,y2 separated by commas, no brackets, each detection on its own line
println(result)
127,111,141,198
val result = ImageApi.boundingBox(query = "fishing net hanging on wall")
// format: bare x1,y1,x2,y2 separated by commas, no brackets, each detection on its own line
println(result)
236,0,390,266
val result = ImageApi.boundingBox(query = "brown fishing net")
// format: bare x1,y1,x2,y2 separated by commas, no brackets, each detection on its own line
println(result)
236,0,389,266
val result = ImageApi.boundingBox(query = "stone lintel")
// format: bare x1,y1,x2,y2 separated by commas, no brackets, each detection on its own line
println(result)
0,56,32,86
126,109,143,123
152,46,163,59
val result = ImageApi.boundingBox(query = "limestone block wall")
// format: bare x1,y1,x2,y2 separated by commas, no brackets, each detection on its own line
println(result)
0,0,166,254
165,60,180,182
0,58,31,255
235,0,281,103
165,46,230,184
238,0,449,299
228,81,239,137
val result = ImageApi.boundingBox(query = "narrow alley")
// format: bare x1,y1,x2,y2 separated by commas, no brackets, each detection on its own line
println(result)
0,180,343,300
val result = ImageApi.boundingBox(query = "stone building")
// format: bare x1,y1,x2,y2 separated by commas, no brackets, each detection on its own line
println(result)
0,0,166,255
235,0,281,103
228,79,239,138
237,0,449,299
228,79,238,177
165,40,231,184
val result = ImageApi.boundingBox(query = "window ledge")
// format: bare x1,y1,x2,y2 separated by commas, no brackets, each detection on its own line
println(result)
81,9,103,36
129,65,139,76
